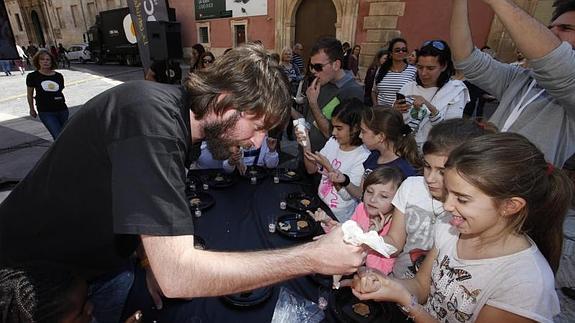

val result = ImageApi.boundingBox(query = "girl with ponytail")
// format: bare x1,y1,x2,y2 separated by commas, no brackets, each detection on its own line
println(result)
329,106,420,200
347,133,571,322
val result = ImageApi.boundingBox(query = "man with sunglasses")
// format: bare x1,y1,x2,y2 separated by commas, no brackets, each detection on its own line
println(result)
293,37,363,151
451,0,575,167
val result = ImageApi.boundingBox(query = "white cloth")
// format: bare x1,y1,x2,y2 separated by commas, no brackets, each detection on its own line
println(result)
399,79,469,149
341,220,397,257
317,138,370,222
423,222,560,323
391,176,447,278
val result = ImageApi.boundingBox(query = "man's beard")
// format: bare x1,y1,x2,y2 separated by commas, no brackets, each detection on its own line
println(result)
203,112,242,160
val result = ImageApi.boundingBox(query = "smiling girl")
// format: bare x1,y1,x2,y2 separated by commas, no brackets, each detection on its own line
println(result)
383,119,494,279
299,98,370,222
348,133,572,322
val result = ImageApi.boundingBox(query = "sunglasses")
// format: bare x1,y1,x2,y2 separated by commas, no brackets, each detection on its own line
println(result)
393,47,408,53
309,61,332,72
422,40,446,51
203,59,213,64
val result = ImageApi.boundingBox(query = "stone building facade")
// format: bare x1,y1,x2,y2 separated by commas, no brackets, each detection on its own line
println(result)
4,0,555,70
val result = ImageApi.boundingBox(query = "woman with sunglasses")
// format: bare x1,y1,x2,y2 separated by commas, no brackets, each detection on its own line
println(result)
372,38,417,108
394,40,468,149
199,51,215,70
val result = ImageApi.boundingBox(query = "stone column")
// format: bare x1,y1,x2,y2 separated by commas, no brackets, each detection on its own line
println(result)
360,0,405,77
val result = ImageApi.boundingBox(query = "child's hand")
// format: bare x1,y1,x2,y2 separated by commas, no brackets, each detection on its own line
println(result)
328,170,346,184
227,148,242,166
344,267,408,303
295,128,310,149
307,209,338,232
267,137,278,152
304,151,332,172
308,208,330,223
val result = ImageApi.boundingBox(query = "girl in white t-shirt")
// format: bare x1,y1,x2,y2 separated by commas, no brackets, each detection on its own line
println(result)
347,133,571,323
383,119,495,279
298,98,370,222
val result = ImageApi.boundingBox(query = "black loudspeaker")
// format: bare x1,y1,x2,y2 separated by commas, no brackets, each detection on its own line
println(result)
147,21,183,60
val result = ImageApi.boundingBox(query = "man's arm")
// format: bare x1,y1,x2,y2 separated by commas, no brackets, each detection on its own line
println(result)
450,0,475,62
482,0,561,60
142,227,364,298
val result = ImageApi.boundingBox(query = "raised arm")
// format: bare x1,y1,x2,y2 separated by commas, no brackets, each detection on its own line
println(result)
141,226,364,298
482,0,561,60
450,0,475,62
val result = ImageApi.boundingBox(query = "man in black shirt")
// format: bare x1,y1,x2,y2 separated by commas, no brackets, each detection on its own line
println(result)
0,44,365,321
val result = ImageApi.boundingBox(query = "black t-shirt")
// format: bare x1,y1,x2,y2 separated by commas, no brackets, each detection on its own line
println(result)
26,71,68,112
0,81,195,280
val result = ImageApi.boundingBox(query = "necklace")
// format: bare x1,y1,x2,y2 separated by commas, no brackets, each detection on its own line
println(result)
430,198,445,224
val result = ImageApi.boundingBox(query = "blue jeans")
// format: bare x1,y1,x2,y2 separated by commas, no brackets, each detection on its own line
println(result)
38,110,69,139
88,261,135,323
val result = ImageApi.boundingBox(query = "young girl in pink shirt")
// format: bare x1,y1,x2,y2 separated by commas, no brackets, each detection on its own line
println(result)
312,166,403,274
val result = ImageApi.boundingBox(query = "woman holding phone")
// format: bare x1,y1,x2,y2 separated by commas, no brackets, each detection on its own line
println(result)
394,40,468,149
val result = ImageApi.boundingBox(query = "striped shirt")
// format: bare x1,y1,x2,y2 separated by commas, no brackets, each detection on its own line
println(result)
291,53,304,74
374,65,417,108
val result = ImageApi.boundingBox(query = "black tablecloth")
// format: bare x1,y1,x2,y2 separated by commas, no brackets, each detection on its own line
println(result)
123,169,331,322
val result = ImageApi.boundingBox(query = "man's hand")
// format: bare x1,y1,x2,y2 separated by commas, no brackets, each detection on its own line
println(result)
309,226,366,275
305,77,321,107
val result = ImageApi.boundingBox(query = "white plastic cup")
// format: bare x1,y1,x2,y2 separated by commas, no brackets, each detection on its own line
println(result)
273,176,279,184
194,209,202,218
250,177,257,185
202,183,209,190
268,223,276,233
280,201,287,210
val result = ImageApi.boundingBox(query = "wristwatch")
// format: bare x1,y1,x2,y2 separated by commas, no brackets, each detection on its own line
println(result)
397,294,418,319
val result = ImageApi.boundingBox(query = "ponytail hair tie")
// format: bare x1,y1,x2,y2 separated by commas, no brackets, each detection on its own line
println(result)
546,163,554,176
401,124,412,136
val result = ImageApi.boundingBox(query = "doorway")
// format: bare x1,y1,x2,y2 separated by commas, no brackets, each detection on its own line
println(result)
294,0,337,68
31,10,45,46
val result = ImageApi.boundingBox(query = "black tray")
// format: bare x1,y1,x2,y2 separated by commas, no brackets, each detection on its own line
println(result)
328,288,389,323
276,168,301,182
276,213,319,240
186,191,215,211
240,165,268,180
206,172,236,188
221,286,274,307
285,192,320,211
